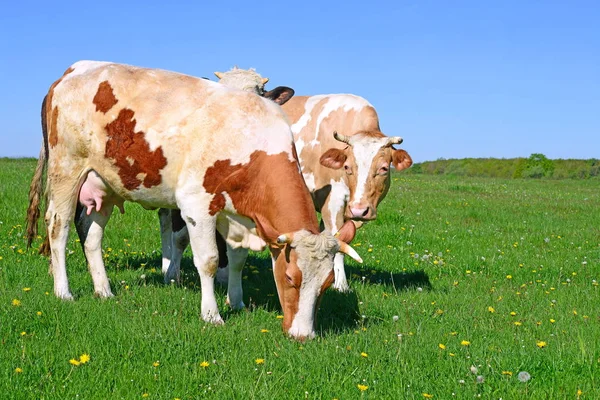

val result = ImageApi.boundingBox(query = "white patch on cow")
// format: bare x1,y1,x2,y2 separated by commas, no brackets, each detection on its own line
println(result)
295,137,306,159
290,95,327,137
328,179,350,234
68,60,112,78
303,172,316,192
350,137,389,206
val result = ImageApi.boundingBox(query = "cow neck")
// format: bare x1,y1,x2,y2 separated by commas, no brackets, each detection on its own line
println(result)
204,150,320,243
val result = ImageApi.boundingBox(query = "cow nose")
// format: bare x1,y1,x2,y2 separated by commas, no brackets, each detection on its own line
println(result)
350,205,370,218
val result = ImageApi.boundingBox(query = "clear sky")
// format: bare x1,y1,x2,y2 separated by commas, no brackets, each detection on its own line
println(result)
1,0,598,162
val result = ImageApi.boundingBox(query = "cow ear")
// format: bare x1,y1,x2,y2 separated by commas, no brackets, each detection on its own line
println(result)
320,148,347,169
335,220,357,244
392,149,413,171
264,86,295,105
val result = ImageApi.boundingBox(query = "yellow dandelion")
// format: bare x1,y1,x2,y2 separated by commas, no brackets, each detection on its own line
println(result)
514,321,522,326
15,367,23,373
573,309,578,315
255,358,265,365
361,352,368,358
12,299,21,306
423,394,434,399
22,288,31,292
577,389,583,397
550,318,556,323
488,306,495,313
502,371,513,376
20,331,26,336
438,343,446,350
153,361,160,367
142,394,149,398
461,340,471,346
510,311,517,316
276,315,284,319
449,352,456,357
69,359,81,366
357,384,368,391
536,341,547,348
36,311,42,316
506,275,512,279
79,354,90,364
260,329,269,333
200,361,210,368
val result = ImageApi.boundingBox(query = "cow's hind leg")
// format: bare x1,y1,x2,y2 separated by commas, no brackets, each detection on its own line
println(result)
158,208,173,275
46,184,78,300
75,204,114,297
164,209,189,284
225,244,248,310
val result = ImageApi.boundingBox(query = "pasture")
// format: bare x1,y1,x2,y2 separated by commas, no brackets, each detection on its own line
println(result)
1,157,598,399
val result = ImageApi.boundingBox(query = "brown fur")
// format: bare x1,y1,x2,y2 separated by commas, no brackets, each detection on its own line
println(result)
46,67,74,148
203,151,319,242
93,81,119,113
104,108,168,190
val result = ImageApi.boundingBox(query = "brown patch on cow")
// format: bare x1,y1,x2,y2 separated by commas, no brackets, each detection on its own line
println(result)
203,151,319,241
46,67,74,148
93,81,119,114
48,106,59,147
104,108,167,190
281,96,309,124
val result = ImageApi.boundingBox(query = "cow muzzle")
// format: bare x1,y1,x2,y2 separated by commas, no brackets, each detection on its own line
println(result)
347,203,376,220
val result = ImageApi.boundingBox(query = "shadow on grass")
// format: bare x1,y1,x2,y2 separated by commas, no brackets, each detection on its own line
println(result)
104,252,430,335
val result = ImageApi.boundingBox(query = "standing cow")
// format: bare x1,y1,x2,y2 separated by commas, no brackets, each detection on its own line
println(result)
25,61,361,339
161,68,413,292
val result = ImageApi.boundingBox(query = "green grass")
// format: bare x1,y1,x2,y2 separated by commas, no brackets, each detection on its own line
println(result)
1,158,599,399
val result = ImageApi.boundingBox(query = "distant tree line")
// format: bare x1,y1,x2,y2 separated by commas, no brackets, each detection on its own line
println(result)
406,153,600,179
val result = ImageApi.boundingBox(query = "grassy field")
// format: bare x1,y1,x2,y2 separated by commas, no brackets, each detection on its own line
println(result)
1,157,599,399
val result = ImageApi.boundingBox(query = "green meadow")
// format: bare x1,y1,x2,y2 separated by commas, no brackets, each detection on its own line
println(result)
1,158,598,399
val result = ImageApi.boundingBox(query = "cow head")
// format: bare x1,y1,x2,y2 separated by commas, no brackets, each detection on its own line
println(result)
320,131,413,221
214,67,295,105
274,230,361,340
257,220,361,340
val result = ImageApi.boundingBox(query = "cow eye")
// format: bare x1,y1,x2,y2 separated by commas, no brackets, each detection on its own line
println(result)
285,274,296,287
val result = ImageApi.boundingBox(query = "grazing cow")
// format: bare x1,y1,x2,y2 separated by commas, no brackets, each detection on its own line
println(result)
25,61,361,339
162,68,413,292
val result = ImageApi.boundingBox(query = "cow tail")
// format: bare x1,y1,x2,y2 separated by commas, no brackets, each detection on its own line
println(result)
26,95,50,255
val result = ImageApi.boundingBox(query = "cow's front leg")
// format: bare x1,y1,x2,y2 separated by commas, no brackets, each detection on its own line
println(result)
320,185,351,292
180,208,223,325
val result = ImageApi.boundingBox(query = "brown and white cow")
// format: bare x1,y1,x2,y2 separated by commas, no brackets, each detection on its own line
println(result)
282,94,412,291
25,61,361,339
162,68,413,292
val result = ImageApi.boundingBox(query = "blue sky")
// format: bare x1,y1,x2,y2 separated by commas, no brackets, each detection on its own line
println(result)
1,0,598,162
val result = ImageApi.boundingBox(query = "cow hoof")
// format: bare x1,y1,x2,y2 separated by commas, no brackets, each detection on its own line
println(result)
332,282,351,293
56,292,74,301
94,290,114,298
203,313,224,326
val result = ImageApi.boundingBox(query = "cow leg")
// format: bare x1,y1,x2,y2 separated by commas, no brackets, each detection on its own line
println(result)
179,205,223,325
158,208,173,275
75,204,113,297
46,185,78,300
164,209,189,283
225,244,248,310
320,190,351,292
